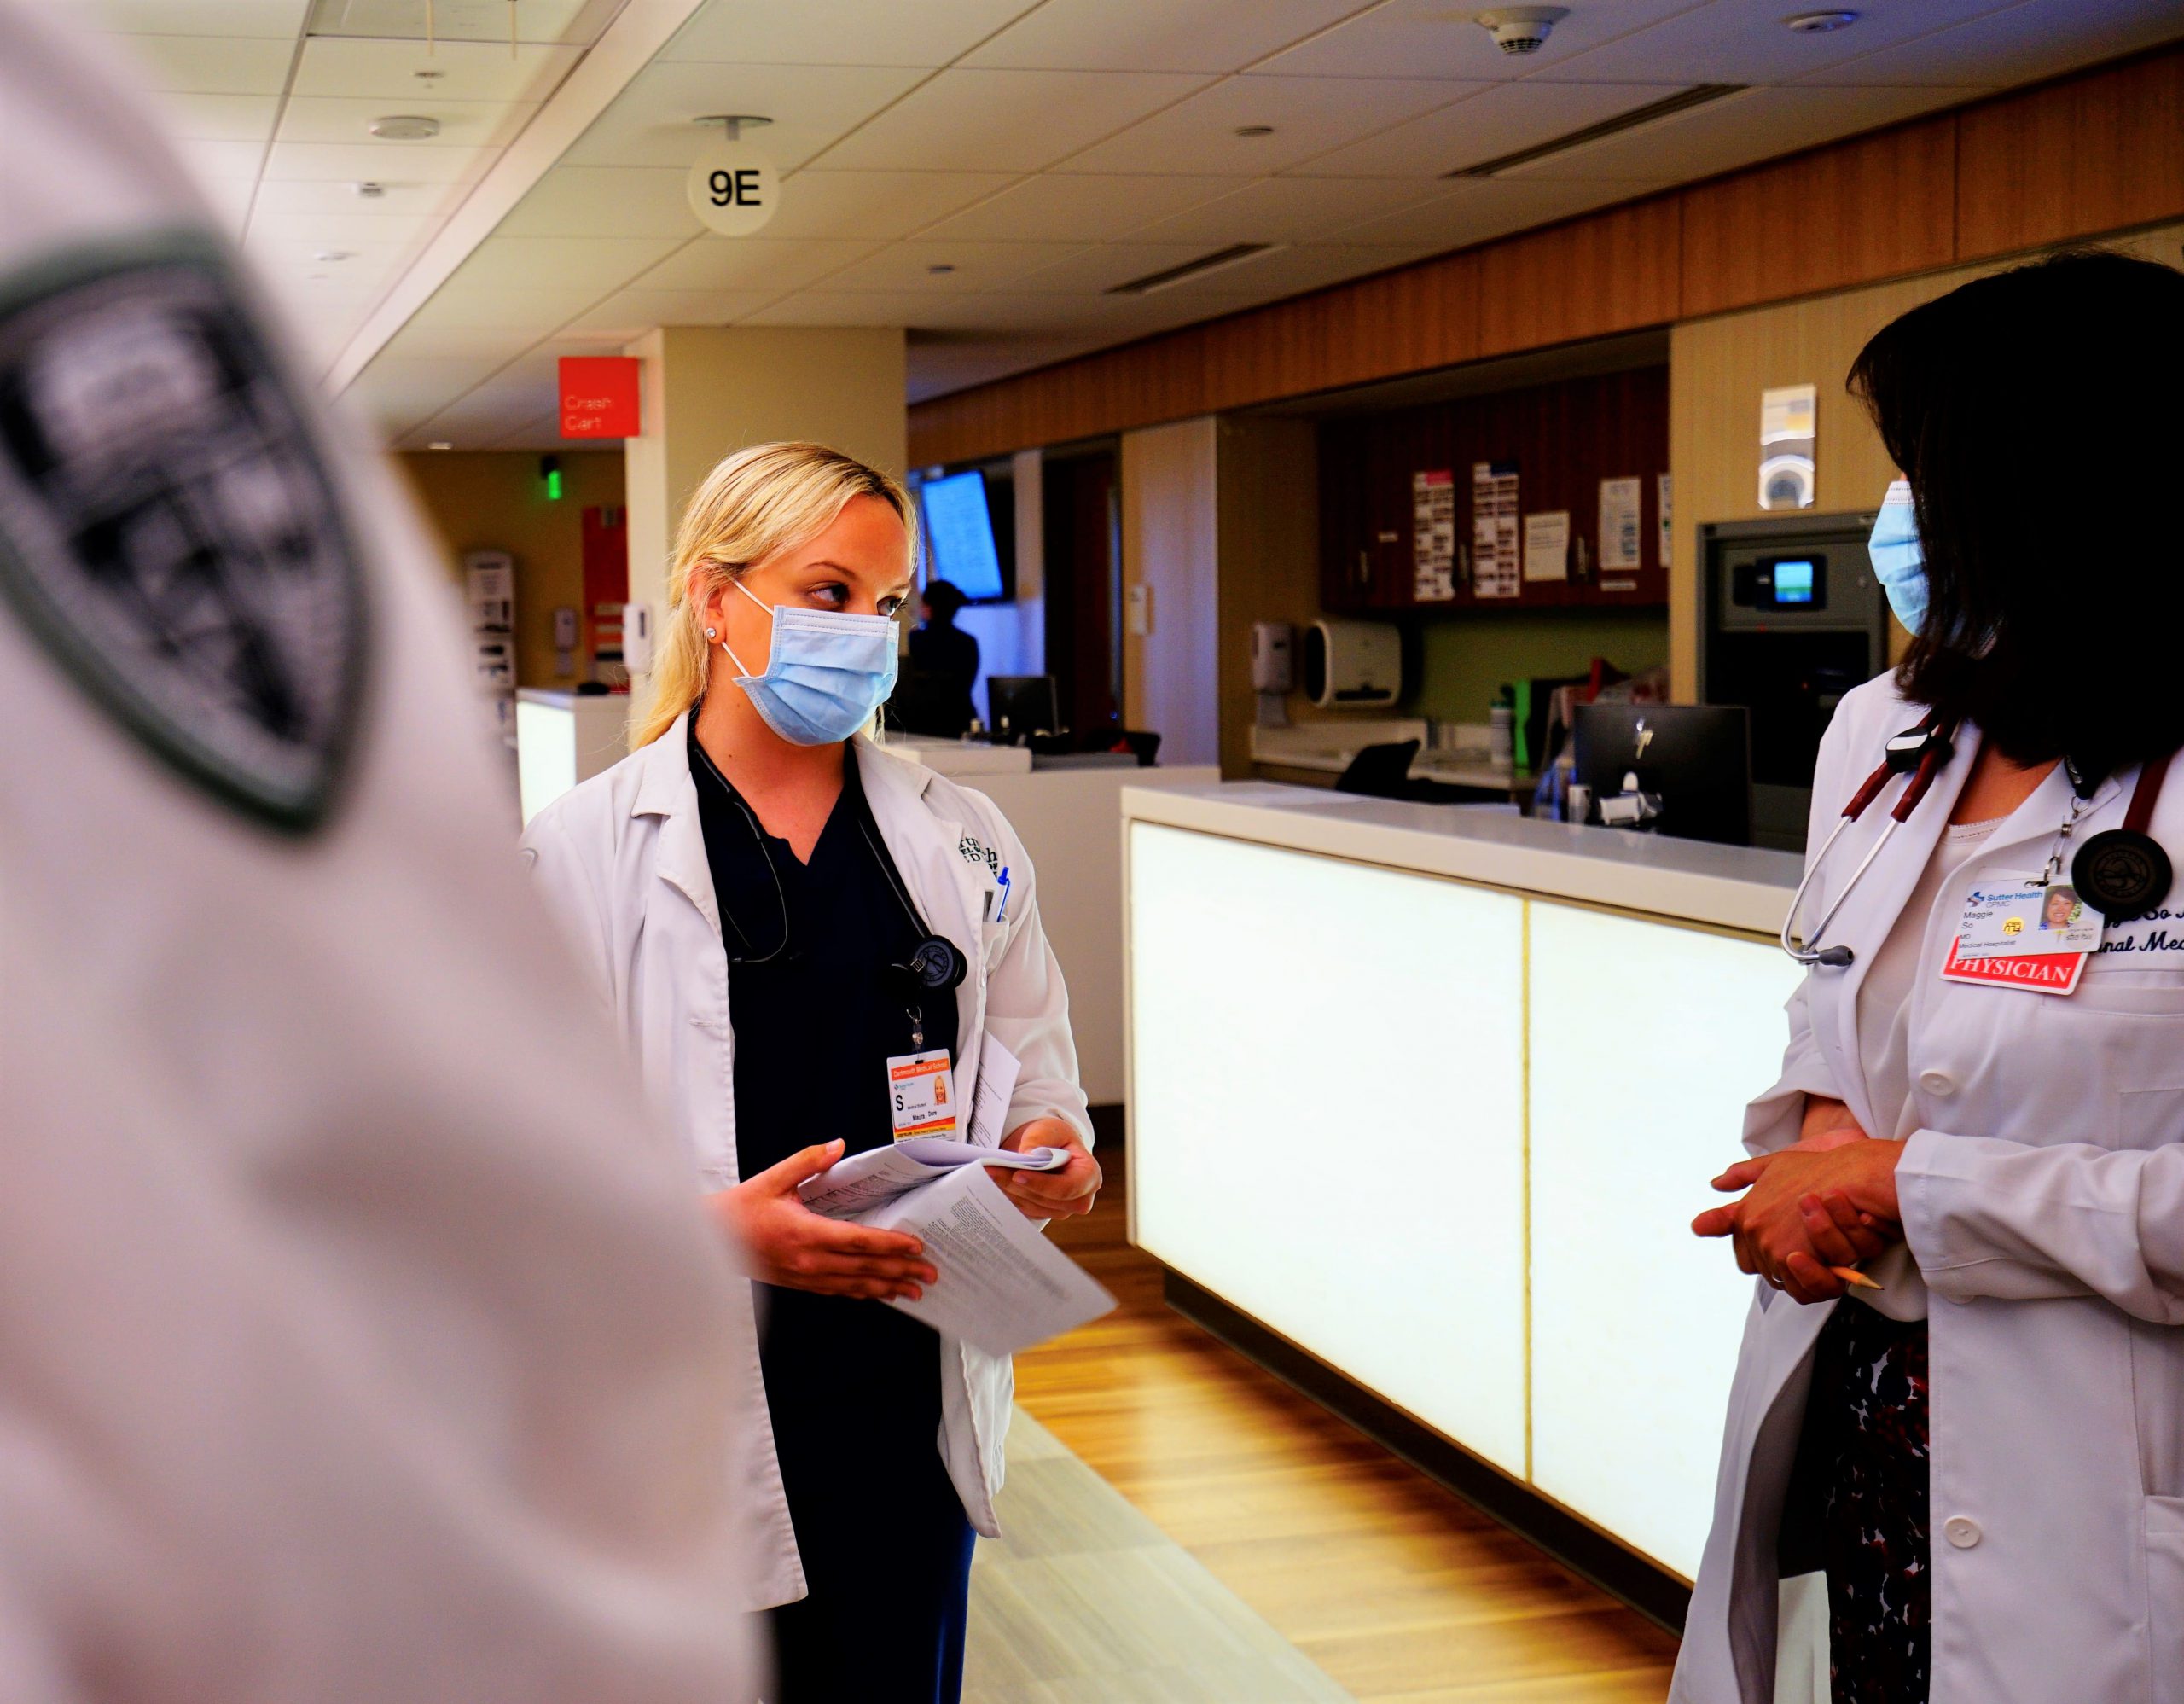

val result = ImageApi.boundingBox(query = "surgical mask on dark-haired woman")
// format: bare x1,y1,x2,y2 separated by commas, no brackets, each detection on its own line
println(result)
1868,479,1926,637
720,579,898,746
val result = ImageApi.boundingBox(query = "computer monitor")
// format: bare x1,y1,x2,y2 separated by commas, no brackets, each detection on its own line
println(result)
1572,703,1752,846
987,675,1059,743
918,468,1011,602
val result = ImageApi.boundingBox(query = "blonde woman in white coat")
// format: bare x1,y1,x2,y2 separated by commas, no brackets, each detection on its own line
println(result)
1679,252,2184,1703
522,442,1100,1704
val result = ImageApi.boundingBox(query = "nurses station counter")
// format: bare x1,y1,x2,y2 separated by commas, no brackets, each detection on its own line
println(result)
1121,782,1804,1590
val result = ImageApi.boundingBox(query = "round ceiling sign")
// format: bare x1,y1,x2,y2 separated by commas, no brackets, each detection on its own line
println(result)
686,139,779,237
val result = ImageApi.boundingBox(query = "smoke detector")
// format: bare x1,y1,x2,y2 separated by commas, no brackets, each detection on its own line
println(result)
369,114,441,140
1476,6,1567,54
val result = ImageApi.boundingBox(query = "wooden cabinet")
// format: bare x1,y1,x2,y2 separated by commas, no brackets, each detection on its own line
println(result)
1318,365,1670,614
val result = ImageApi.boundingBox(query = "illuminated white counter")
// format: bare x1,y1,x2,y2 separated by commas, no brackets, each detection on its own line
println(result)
1121,782,1804,1581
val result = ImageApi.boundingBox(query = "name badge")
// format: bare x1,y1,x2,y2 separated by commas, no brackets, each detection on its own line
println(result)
1940,935,2085,996
887,1048,956,1140
1955,875,2104,957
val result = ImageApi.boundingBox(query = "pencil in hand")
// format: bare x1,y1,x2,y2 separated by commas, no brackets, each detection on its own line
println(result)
1830,1265,1883,1291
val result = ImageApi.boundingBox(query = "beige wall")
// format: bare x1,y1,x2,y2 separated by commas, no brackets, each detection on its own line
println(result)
1121,417,1219,767
1668,218,2184,701
1213,416,1323,778
621,325,909,623
394,448,624,689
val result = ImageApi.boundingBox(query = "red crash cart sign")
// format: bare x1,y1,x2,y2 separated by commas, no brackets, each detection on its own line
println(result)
558,356,640,439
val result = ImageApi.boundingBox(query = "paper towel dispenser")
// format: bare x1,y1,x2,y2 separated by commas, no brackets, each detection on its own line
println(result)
1303,619,1401,709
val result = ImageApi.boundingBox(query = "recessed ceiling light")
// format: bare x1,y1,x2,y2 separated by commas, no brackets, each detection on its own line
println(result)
314,248,355,263
370,115,442,141
353,180,386,199
428,441,454,451
1783,9,1859,30
414,69,444,82
1234,125,1275,137
926,264,957,275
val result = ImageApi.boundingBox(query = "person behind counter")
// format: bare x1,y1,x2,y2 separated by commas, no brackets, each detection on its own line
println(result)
520,441,1101,1704
1675,250,2184,1704
891,577,981,736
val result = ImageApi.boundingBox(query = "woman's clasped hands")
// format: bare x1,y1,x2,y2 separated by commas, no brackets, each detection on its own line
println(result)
1691,1102,1908,1304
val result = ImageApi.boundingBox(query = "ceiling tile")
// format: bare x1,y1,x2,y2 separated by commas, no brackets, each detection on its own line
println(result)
921,173,1241,241
1794,0,2184,89
289,35,581,102
561,288,781,336
195,174,258,231
148,90,282,141
821,239,1098,293
1263,0,1703,79
1502,83,1980,180
497,166,700,238
814,68,1212,174
1008,241,1244,294
243,233,422,278
762,170,1025,241
964,0,1372,73
276,95,542,148
410,274,610,329
175,137,270,182
1058,73,1482,176
262,140,496,181
378,322,541,363
1296,79,1687,179
245,208,442,247
101,33,296,93
1320,174,1651,246
631,236,881,294
1124,175,1453,246
305,0,619,46
253,175,462,215
454,235,685,294
346,353,502,425
742,290,961,327
1546,0,2022,84
561,61,927,170
76,0,308,36
663,0,1039,67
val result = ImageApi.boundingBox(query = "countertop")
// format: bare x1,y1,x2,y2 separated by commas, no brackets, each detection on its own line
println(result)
1121,781,1802,935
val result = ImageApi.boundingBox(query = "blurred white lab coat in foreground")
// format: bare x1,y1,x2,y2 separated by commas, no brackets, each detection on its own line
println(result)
0,6,757,1699
1676,672,2184,1704
522,718,1093,1608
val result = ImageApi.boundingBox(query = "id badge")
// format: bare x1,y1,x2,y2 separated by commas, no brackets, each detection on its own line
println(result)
887,1048,957,1140
1940,936,2085,996
1955,875,2104,958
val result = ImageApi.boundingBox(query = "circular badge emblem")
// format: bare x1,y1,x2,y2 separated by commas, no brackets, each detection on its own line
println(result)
686,139,779,237
2072,829,2175,918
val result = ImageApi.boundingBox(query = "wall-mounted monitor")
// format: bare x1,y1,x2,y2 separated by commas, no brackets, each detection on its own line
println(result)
918,467,1014,602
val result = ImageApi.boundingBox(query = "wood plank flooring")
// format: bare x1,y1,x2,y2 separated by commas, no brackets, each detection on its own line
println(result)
1009,1146,1681,1704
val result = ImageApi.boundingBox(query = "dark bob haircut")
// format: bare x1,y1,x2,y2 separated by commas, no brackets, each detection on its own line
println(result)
921,579,969,619
1849,248,2184,782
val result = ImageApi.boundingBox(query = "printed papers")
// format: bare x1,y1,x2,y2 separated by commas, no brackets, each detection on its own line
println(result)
1599,477,1642,572
1412,469,1456,602
1471,462,1519,600
1523,510,1571,583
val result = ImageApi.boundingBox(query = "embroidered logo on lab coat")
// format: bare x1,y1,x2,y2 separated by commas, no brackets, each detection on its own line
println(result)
958,834,998,875
0,234,366,832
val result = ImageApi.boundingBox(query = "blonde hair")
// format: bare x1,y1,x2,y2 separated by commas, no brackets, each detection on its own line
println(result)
633,441,915,747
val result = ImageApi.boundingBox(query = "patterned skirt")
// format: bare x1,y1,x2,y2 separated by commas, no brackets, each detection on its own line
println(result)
1781,1300,1933,1704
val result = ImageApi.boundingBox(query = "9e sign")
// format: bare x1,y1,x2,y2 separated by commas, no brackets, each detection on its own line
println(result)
687,140,778,237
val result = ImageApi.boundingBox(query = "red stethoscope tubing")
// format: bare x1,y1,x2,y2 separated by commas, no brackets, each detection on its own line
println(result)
1780,718,1956,967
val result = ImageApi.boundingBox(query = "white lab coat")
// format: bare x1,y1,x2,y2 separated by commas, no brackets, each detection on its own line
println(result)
520,717,1092,1608
1676,672,2184,1704
0,6,756,1699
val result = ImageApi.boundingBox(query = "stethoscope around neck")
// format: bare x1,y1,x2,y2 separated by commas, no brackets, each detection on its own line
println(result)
1782,714,2180,969
1780,714,1960,968
688,730,967,1015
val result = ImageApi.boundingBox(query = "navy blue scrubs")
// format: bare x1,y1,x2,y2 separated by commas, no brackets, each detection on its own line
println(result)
689,719,974,1704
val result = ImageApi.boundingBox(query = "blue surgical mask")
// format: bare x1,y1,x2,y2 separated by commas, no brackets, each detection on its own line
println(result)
722,579,898,746
1868,479,1926,637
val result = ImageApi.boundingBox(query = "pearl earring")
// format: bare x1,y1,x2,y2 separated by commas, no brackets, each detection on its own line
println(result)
705,627,717,638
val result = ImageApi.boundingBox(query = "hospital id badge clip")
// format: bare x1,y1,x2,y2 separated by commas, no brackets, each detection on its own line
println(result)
888,1048,957,1141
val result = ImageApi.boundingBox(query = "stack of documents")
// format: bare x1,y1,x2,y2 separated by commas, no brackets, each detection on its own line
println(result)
799,1138,1115,1356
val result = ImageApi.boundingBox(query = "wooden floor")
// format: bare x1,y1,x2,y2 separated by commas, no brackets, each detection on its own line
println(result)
1010,1146,1681,1704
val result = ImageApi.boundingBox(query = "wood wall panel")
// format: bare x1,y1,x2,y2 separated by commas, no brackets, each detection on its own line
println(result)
909,41,2184,470
1476,197,1682,357
1679,116,1959,320
1957,49,2184,259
